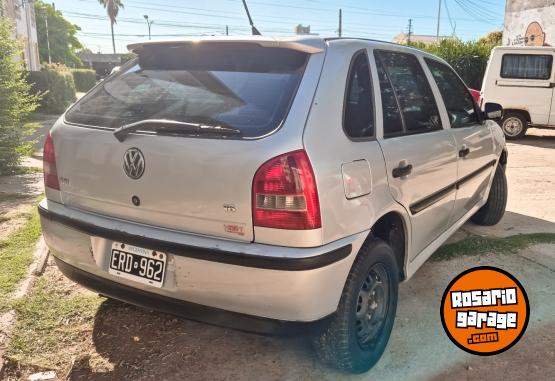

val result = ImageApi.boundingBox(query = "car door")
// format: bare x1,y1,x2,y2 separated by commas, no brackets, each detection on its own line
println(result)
373,50,458,259
424,58,497,223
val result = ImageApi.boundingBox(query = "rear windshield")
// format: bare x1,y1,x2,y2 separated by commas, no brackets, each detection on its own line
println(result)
65,44,309,138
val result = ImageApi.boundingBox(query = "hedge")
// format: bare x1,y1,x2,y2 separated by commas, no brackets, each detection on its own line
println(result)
27,64,76,114
71,69,96,92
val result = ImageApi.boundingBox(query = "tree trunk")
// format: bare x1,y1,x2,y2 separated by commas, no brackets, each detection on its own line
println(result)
111,21,116,54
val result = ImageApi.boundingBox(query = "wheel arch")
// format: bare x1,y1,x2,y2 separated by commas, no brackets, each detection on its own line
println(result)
366,209,410,281
503,109,531,123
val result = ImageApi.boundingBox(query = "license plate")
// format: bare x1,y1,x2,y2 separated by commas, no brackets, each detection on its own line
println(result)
109,242,167,288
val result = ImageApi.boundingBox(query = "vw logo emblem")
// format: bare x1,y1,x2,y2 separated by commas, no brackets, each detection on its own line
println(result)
123,148,145,180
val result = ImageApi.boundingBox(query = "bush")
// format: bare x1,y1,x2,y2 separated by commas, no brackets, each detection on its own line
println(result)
27,64,76,114
410,39,497,90
71,69,96,92
0,18,40,175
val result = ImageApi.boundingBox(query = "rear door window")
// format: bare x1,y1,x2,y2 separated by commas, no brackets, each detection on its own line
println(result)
374,50,442,137
425,58,479,128
65,44,309,138
501,54,553,80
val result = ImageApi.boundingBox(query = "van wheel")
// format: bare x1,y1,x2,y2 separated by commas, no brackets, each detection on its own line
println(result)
311,239,398,373
471,164,507,226
500,113,527,139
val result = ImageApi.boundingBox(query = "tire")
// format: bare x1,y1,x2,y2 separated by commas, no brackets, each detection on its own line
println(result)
500,112,527,140
471,164,507,226
311,239,399,373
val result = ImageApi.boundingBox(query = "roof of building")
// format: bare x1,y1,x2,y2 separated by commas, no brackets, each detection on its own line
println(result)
392,32,454,44
78,52,126,63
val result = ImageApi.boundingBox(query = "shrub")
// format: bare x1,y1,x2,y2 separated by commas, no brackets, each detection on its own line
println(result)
27,64,76,114
409,39,497,90
71,69,96,92
0,18,40,175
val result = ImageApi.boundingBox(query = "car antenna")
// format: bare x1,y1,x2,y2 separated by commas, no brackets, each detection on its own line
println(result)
241,0,261,36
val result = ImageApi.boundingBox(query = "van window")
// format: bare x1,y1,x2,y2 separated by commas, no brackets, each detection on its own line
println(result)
375,50,442,137
425,58,479,128
501,54,553,80
344,51,374,139
65,44,308,138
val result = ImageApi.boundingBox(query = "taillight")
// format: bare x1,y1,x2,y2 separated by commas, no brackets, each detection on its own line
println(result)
43,133,60,190
252,150,321,230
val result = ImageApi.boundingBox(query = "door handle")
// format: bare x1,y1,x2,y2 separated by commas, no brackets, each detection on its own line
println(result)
392,162,413,178
459,147,470,158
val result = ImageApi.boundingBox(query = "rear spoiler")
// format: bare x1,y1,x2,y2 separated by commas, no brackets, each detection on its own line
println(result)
127,36,325,54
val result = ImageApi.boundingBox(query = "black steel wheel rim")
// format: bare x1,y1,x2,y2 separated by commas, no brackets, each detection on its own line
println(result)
355,263,390,349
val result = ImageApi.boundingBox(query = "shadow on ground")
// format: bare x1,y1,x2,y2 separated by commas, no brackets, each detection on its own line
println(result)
69,300,328,381
507,128,555,149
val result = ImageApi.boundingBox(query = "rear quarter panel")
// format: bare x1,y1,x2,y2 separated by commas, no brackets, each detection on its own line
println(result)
303,40,407,245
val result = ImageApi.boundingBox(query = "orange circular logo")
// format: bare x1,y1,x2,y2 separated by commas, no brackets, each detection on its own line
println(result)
441,267,529,355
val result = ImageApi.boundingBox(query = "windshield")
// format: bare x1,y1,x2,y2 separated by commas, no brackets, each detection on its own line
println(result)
65,43,309,138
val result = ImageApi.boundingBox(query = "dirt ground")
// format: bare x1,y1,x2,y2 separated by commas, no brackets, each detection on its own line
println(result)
2,128,555,380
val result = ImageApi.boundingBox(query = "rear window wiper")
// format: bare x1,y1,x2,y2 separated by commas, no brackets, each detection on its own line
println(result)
113,119,242,142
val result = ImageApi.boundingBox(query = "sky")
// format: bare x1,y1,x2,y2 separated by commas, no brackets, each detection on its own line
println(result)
50,0,507,53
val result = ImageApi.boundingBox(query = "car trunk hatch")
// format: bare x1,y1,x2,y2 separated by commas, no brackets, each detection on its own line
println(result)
54,42,313,242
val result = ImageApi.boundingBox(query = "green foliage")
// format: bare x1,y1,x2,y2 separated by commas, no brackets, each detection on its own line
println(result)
478,31,503,46
98,0,125,54
71,69,97,92
34,1,83,67
27,64,77,114
432,233,555,262
407,31,502,90
0,19,40,175
410,39,493,89
120,52,136,64
0,208,42,304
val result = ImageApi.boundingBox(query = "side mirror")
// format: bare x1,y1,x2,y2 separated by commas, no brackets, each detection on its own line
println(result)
483,102,503,121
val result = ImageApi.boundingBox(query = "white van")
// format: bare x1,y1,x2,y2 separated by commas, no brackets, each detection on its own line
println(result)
481,46,555,139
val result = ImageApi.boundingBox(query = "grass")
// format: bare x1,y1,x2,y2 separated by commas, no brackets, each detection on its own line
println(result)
0,192,31,203
6,277,103,370
0,208,42,305
0,166,43,176
432,232,555,261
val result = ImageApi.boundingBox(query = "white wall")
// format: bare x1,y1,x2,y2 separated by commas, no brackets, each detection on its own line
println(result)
503,2,555,47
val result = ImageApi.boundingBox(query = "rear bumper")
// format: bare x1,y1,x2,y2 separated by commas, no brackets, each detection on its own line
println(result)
53,257,327,334
39,199,367,323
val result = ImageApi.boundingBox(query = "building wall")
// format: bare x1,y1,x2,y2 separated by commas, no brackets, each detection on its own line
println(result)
2,0,40,71
503,0,555,46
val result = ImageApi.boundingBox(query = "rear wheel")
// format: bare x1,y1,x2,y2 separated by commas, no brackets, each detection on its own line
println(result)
312,239,398,373
471,164,507,226
500,113,527,139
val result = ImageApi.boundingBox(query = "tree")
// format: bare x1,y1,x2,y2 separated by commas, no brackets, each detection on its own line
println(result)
478,31,503,46
35,1,83,67
0,19,40,175
98,0,124,54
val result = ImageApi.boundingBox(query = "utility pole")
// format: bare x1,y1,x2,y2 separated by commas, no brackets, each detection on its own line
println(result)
43,7,51,64
144,15,153,40
407,18,413,45
226,25,229,36
436,0,441,42
338,8,342,37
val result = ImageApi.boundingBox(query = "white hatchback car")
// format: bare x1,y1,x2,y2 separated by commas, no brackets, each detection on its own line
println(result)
39,36,507,372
